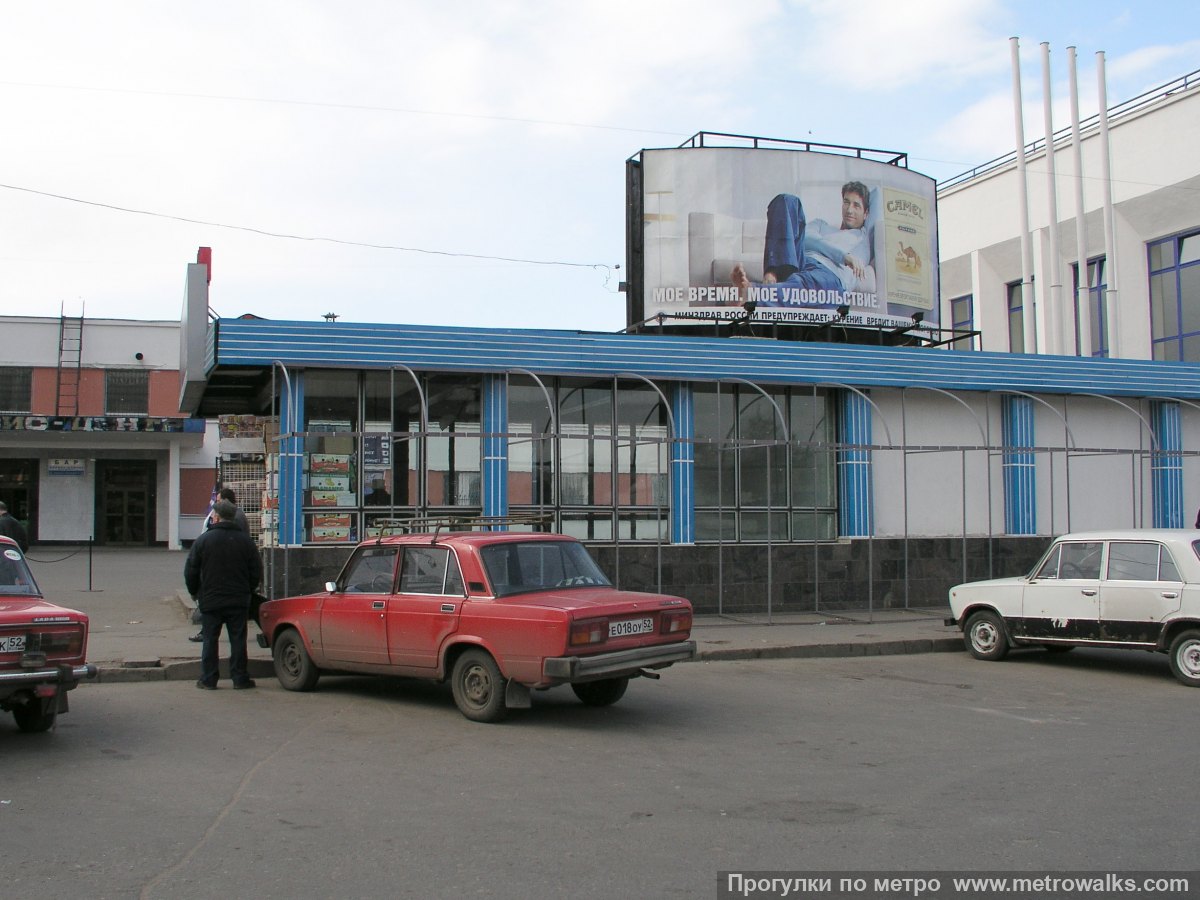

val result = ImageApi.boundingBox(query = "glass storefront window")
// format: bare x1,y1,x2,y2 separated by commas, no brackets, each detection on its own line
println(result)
738,389,787,507
790,392,835,508
559,511,614,541
303,371,358,522
424,375,481,509
508,379,554,506
693,383,835,543
615,383,668,507
617,510,666,541
693,388,736,508
559,380,614,507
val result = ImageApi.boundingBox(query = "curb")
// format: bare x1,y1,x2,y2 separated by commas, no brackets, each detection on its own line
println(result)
86,638,965,682
693,637,964,662
90,657,276,683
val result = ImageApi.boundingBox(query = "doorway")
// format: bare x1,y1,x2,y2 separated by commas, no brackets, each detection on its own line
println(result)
0,458,37,543
96,460,156,545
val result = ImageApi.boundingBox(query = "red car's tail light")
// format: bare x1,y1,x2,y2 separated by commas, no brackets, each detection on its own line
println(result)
660,610,692,634
569,618,607,647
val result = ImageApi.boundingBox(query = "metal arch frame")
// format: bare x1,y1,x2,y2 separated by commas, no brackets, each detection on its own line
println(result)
390,364,429,435
725,377,788,624
270,361,302,596
507,368,558,525
1147,397,1200,527
998,389,1079,535
385,364,431,516
820,381,895,447
900,386,994,593
616,373,677,594
1077,392,1159,452
1077,392,1159,530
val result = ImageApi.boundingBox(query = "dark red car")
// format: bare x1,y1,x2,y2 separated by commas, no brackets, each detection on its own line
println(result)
257,526,695,722
0,537,96,733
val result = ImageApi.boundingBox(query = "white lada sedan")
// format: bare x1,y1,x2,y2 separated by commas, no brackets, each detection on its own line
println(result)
947,530,1200,686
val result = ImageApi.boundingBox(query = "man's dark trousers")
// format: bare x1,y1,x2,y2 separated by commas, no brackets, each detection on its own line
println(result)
199,606,251,687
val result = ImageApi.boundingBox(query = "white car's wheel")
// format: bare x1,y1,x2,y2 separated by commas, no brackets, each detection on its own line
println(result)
1168,630,1200,687
964,611,1009,661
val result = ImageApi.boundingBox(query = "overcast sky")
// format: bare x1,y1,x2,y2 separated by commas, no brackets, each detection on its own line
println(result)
2,1,1198,332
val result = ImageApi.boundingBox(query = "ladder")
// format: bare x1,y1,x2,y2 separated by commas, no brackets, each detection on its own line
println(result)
56,309,84,416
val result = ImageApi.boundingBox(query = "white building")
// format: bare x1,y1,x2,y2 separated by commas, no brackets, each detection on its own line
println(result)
0,314,220,547
938,68,1200,361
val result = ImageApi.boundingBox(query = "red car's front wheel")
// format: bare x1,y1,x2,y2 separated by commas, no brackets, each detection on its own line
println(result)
273,628,320,692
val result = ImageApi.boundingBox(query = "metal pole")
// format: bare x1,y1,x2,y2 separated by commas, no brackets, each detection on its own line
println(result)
1096,51,1121,357
1011,37,1038,354
1068,46,1092,357
1041,42,1064,355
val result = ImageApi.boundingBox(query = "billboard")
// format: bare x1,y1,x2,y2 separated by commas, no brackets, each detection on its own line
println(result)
631,146,938,330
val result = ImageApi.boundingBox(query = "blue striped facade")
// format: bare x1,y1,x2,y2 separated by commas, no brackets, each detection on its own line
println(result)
1151,400,1184,528
279,371,305,546
670,385,695,544
1002,395,1036,535
482,375,508,524
202,319,1200,542
837,391,873,536
210,319,1200,399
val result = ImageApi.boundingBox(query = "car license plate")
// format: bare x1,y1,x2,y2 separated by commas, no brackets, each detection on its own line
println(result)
0,634,26,653
609,617,654,638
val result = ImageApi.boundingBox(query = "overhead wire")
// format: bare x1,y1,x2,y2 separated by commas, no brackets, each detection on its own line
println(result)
0,79,684,276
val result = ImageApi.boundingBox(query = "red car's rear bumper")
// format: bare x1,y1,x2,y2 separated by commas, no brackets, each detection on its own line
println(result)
542,640,696,682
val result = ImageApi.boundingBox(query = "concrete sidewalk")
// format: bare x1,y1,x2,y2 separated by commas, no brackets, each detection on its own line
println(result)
24,545,964,683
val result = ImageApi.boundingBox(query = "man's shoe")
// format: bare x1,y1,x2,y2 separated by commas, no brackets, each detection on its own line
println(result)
233,680,256,690
188,632,203,642
195,680,217,690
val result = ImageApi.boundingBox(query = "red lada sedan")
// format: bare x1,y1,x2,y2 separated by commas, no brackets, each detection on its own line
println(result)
0,537,96,732
257,528,695,722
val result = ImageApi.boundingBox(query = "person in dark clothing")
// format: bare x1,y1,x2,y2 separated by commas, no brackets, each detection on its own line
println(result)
214,487,250,533
184,499,263,690
0,501,29,553
191,486,252,641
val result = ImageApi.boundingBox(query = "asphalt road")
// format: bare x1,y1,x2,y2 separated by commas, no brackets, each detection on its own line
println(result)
1,649,1195,899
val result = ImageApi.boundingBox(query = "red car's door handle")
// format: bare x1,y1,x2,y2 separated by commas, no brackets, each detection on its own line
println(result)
372,601,386,610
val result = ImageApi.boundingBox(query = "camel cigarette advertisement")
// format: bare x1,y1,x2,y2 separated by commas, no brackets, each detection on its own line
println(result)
636,147,938,329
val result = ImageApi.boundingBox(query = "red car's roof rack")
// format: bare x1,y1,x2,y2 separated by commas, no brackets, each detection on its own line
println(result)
371,513,554,543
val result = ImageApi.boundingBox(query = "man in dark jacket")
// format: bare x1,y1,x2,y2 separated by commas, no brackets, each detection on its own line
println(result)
184,499,263,690
189,486,252,642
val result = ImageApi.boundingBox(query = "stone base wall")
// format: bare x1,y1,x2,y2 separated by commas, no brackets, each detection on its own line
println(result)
262,537,1050,614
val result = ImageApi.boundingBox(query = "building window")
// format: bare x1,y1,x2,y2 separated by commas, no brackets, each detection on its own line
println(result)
105,369,149,414
1006,282,1024,353
0,367,32,413
1071,258,1108,357
1149,230,1200,361
949,295,974,350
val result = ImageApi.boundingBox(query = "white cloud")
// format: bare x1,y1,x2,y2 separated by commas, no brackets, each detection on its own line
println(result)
790,0,1010,91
